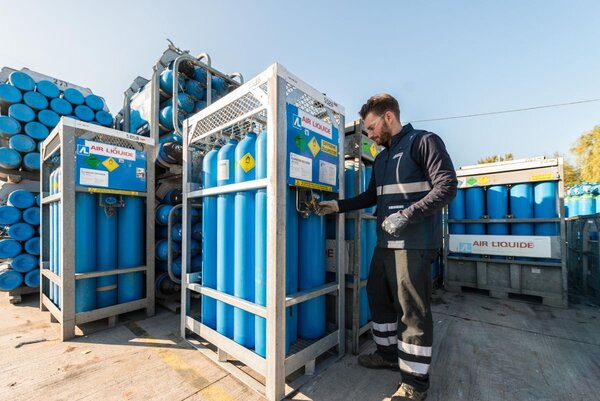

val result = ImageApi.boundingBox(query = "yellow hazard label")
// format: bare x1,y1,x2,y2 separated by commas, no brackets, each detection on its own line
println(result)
370,143,378,157
530,173,554,182
239,152,255,173
478,176,489,185
321,139,338,157
308,137,320,157
87,188,139,196
294,179,333,192
102,157,119,172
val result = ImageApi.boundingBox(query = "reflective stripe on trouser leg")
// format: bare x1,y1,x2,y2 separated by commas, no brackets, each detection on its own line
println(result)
386,249,436,389
367,246,400,359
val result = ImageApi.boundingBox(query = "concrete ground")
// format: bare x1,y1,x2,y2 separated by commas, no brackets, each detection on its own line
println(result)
1,289,599,401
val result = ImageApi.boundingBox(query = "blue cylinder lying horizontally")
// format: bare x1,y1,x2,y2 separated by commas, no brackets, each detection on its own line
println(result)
216,138,237,339
234,132,257,349
0,148,21,169
0,269,23,291
75,192,97,312
170,222,183,242
0,83,23,105
465,187,485,234
38,109,60,128
0,205,21,225
85,94,105,111
10,134,36,154
22,206,40,225
24,269,40,288
448,188,466,234
155,272,179,297
0,116,21,138
23,91,49,111
162,93,195,114
25,237,40,255
95,110,113,127
8,222,35,241
96,197,118,308
159,69,184,97
9,71,35,91
191,223,202,241
75,105,95,122
9,104,36,124
63,88,85,105
50,98,73,116
25,121,49,141
202,147,219,329
159,131,183,145
487,185,509,235
23,152,40,172
155,204,180,225
298,212,326,339
155,239,180,261
158,106,184,131
8,190,35,209
194,101,207,113
162,188,182,205
11,253,38,273
254,132,267,357
118,196,144,303
510,183,534,235
36,80,60,99
185,80,205,101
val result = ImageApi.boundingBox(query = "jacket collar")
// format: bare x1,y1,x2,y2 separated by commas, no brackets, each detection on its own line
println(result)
386,123,414,148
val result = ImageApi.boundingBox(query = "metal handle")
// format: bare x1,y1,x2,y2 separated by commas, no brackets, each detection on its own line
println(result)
228,72,244,85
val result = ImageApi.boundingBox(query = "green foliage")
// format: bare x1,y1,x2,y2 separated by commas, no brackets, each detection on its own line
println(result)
571,125,600,182
477,153,514,164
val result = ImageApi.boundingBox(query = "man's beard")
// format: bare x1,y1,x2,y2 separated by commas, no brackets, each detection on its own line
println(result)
378,120,393,146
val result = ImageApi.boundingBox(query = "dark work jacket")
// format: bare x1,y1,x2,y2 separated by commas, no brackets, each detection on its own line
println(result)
338,124,457,249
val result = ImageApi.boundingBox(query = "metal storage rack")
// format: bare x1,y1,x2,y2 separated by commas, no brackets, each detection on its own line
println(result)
181,63,345,401
39,118,156,340
342,120,380,354
120,42,242,310
566,214,600,302
444,157,568,308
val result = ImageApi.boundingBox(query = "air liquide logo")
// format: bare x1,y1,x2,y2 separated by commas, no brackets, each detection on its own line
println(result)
293,114,302,130
77,144,90,156
459,243,472,253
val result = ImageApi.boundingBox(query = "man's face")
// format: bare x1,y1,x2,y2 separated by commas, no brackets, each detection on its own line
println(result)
363,111,392,146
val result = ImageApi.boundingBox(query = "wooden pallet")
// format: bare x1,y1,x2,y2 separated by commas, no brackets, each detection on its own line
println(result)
7,286,38,304
445,281,567,308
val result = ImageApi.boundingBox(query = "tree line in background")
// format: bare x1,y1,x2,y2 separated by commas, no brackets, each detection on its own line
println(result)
477,126,600,188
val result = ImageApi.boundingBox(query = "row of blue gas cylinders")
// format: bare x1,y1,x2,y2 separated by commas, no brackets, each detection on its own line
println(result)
0,70,113,172
565,183,600,217
46,167,145,312
201,131,327,358
0,189,41,291
448,182,559,236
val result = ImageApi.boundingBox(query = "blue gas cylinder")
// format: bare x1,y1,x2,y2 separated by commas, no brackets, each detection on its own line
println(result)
85,94,105,111
162,93,194,114
75,105,95,122
9,71,35,92
0,205,22,225
465,187,485,234
216,138,237,339
254,131,268,356
159,69,185,96
38,109,60,128
487,185,509,235
0,148,21,169
8,190,35,209
75,193,97,312
0,269,23,291
24,121,49,141
95,110,113,127
118,196,144,303
22,207,40,225
194,67,207,83
534,181,559,235
194,101,207,113
9,104,36,123
234,132,257,349
159,131,183,144
185,80,205,101
448,188,466,234
24,269,40,287
36,80,60,99
11,253,38,273
63,88,85,105
202,147,219,329
8,222,35,241
9,135,36,154
25,237,40,255
50,98,73,116
0,239,23,258
23,91,48,111
0,83,23,105
155,204,181,225
23,152,40,172
0,116,21,138
510,183,534,235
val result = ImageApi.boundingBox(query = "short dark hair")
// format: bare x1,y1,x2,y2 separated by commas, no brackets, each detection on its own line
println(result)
359,93,400,120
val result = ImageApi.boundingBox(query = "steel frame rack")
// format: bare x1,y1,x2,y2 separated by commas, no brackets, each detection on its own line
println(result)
181,63,345,401
342,120,381,354
443,157,568,308
39,118,156,340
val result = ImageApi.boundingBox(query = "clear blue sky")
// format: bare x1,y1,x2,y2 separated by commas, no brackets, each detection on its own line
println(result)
1,0,599,167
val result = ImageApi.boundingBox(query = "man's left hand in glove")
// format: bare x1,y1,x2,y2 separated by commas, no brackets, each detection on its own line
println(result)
381,211,410,237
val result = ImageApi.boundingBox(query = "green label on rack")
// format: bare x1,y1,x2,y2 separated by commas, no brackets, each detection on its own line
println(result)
467,178,478,186
84,155,101,169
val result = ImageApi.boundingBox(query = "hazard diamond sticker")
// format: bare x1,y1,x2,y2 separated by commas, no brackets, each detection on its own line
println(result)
102,157,119,172
370,143,378,158
239,152,255,173
308,136,320,157
84,155,101,169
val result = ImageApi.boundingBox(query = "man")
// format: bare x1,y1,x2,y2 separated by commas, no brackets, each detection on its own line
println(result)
318,94,457,401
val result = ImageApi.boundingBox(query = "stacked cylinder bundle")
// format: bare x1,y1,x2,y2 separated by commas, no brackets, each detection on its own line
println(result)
0,70,114,175
0,189,40,292
565,183,600,218
202,131,319,357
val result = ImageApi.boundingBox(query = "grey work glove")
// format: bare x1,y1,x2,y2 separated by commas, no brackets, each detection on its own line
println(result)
316,200,339,216
381,211,409,237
